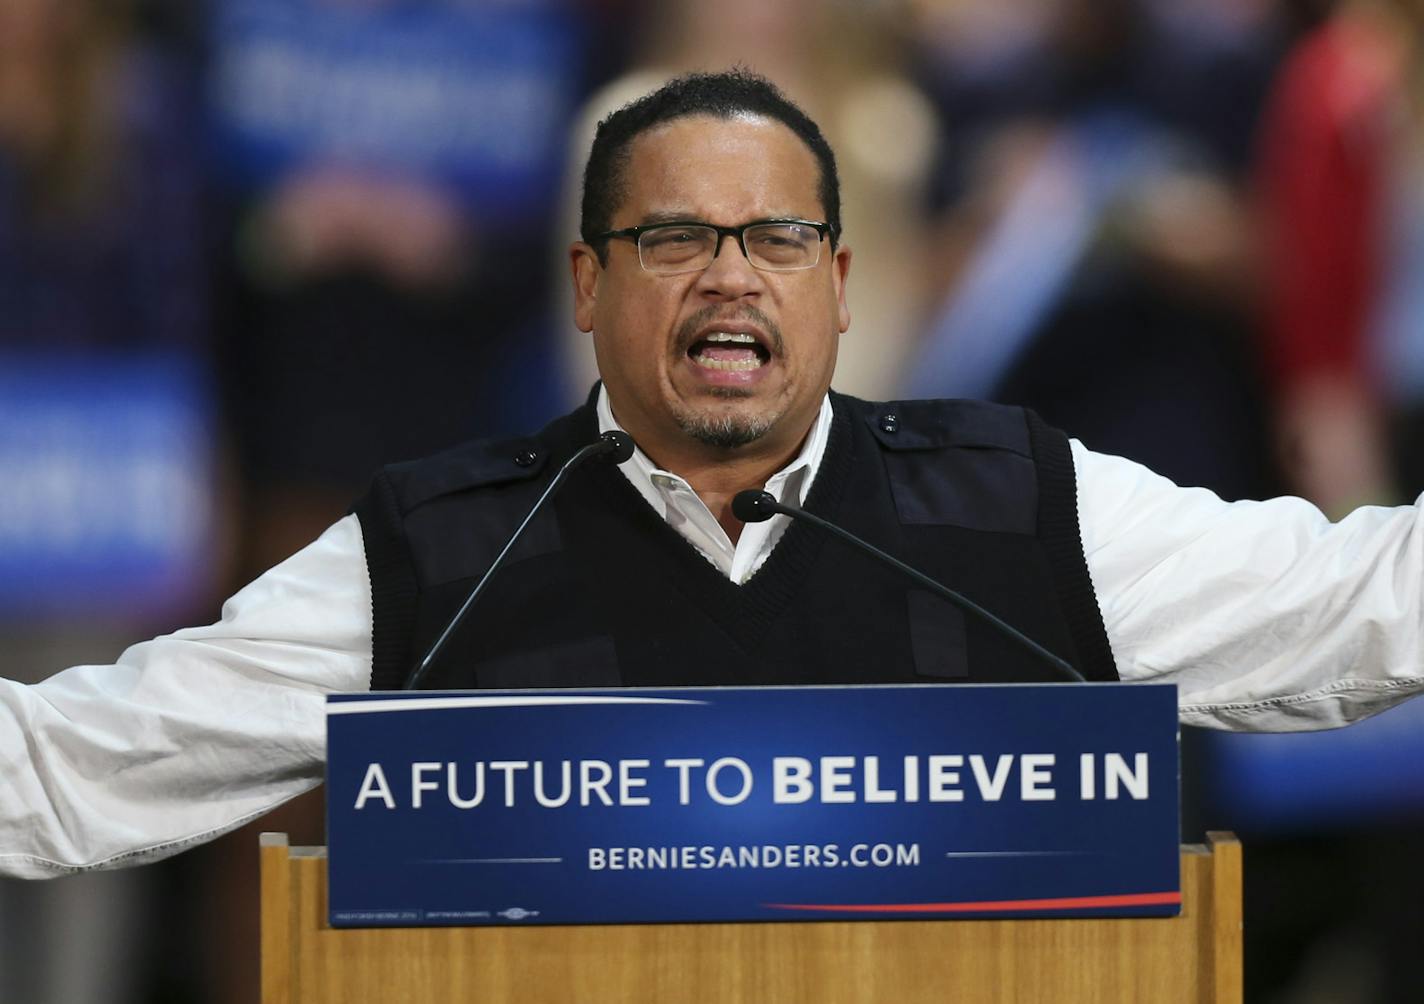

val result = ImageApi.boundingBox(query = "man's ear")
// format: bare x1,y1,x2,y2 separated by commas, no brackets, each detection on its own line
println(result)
832,243,853,333
570,242,601,333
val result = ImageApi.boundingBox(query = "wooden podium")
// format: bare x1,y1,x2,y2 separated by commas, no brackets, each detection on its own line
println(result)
260,830,1241,1003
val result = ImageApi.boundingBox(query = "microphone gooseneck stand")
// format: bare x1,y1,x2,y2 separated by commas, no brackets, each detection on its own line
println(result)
404,431,635,690
731,489,1086,683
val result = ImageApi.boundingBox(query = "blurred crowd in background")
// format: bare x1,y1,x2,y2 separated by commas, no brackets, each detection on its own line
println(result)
1,0,1422,1001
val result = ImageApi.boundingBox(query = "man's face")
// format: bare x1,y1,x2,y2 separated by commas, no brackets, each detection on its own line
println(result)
571,114,851,468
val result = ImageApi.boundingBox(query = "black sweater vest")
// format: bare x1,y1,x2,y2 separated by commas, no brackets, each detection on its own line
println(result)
354,392,1117,690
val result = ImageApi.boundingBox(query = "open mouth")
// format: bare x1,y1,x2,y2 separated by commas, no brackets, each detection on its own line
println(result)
688,332,771,372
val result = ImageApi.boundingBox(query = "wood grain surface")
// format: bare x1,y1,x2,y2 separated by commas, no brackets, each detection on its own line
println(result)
260,832,1243,1004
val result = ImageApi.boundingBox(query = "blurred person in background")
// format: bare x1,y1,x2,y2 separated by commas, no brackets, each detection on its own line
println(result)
907,3,1423,1000
197,1,614,999
210,0,599,577
0,0,205,353
1253,1,1424,999
1259,0,1424,515
0,1,213,1002
558,0,940,404
903,0,1282,501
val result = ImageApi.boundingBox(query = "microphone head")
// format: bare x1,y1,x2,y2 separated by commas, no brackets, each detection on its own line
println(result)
597,430,636,464
732,489,778,524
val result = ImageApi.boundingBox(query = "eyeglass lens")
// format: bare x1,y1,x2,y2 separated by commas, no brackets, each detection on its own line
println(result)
638,223,822,273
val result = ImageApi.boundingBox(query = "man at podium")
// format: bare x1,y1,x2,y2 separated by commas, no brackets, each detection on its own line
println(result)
1,71,1421,878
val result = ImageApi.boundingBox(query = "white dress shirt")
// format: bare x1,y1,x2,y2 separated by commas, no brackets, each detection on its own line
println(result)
2,394,1422,876
595,386,832,584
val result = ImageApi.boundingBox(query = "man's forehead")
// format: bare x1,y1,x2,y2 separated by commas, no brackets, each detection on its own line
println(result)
617,114,824,223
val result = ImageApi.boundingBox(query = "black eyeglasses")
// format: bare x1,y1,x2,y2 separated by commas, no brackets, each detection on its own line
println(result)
597,218,836,274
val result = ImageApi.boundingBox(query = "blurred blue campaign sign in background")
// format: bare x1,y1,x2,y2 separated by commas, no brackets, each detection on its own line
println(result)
1201,696,1424,832
208,0,584,220
0,353,215,621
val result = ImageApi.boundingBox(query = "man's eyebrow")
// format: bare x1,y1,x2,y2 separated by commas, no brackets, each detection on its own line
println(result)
635,211,806,226
637,210,704,225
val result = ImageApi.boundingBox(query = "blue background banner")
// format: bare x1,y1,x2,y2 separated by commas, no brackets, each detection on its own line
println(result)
0,352,214,620
1200,695,1424,830
327,684,1180,927
208,0,583,220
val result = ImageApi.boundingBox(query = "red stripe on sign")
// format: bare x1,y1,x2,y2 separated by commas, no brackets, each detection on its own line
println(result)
763,891,1182,913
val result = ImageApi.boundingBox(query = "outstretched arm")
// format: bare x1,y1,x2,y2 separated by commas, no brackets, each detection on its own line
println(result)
1077,441,1424,731
0,516,371,878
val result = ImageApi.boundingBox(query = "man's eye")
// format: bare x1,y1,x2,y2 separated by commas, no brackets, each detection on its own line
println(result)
749,227,813,259
645,229,703,248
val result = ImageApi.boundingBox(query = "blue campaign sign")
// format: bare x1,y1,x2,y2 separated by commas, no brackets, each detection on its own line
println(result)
1200,694,1424,831
0,352,214,620
326,684,1179,927
208,0,582,221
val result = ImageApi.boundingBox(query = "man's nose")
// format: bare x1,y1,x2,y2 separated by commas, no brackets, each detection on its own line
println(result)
695,232,764,299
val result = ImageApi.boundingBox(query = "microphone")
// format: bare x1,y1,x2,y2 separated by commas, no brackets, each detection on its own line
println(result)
595,429,636,465
732,490,1086,683
404,431,635,689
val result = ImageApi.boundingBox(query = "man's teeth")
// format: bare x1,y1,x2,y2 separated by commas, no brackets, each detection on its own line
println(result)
694,355,763,371
692,331,766,371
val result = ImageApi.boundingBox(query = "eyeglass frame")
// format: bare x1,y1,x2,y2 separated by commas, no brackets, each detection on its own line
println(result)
595,218,840,274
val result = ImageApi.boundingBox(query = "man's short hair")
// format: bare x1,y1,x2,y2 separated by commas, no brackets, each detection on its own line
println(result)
580,69,841,262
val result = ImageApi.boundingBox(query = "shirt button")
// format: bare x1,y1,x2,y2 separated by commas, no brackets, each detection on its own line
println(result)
880,413,899,433
514,449,538,467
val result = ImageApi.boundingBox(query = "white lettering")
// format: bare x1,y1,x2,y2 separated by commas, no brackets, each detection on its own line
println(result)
772,757,814,804
903,755,920,802
664,758,704,805
1080,753,1095,800
619,759,651,806
489,761,528,808
534,761,571,808
580,760,614,806
864,755,897,803
970,754,1013,801
1106,753,1149,800
706,757,753,805
354,763,395,810
928,754,965,802
820,756,857,804
411,762,441,809
446,761,485,809
1021,754,1056,801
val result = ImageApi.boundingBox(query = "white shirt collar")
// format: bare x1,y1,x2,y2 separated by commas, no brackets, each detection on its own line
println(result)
595,384,834,581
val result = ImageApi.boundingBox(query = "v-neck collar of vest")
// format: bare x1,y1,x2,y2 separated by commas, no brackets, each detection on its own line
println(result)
565,393,859,650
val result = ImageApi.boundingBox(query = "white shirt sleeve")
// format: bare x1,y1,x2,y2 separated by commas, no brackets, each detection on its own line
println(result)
0,514,372,878
1075,440,1424,732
